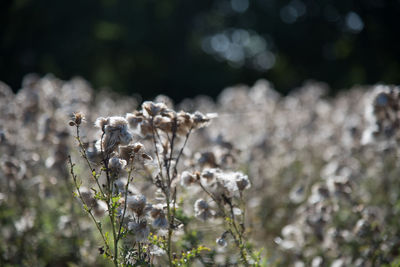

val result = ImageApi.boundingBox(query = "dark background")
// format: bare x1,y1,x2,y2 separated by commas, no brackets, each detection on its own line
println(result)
1,0,399,101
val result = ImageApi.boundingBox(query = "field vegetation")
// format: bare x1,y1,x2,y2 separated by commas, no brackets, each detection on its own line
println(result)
1,74,400,266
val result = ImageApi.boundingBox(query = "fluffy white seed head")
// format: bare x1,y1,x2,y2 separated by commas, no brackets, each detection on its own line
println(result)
128,220,150,242
180,171,197,187
108,157,127,172
94,117,110,130
142,101,168,117
127,195,150,218
235,173,251,191
96,116,133,154
150,204,168,228
194,199,214,221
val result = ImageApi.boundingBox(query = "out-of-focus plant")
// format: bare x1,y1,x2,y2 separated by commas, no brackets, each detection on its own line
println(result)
0,75,107,266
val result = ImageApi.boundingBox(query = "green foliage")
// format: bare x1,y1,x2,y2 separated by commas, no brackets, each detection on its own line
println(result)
385,257,400,267
148,233,167,251
172,245,211,267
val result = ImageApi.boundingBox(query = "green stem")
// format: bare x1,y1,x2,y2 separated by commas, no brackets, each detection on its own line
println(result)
75,126,106,197
111,214,118,267
166,195,173,266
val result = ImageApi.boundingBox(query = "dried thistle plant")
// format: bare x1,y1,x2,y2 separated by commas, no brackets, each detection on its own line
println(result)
68,101,259,266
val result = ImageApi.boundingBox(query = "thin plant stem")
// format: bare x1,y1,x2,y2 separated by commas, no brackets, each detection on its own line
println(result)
150,117,163,179
68,156,111,257
173,127,193,179
74,126,105,197
97,129,119,267
117,157,135,241
166,118,177,181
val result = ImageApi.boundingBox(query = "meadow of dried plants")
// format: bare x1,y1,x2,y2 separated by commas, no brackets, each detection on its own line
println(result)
1,74,400,267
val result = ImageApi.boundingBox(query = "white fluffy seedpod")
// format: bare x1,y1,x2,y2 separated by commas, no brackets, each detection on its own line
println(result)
201,168,221,184
176,111,193,135
153,115,173,133
128,220,150,242
119,145,135,161
142,101,168,117
139,119,153,137
235,173,251,191
107,117,132,144
192,111,217,129
113,178,139,196
216,172,239,198
94,117,110,130
180,171,197,187
96,116,133,154
150,204,168,228
194,199,214,221
125,112,143,129
127,195,151,218
108,157,127,172
86,142,102,163
119,142,144,161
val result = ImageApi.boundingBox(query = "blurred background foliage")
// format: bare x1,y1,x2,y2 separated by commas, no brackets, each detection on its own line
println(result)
1,0,400,101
